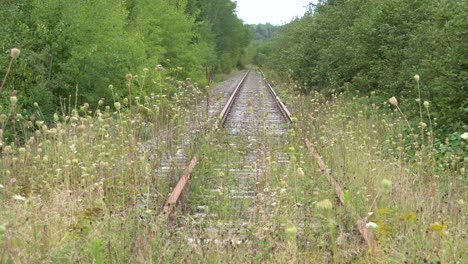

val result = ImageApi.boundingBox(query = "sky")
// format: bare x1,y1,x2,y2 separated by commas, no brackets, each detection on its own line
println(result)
235,0,317,25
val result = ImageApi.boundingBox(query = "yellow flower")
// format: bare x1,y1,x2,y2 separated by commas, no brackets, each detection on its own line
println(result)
427,222,447,232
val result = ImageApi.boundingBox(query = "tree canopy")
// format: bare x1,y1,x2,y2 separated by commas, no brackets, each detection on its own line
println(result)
0,0,251,118
267,0,467,135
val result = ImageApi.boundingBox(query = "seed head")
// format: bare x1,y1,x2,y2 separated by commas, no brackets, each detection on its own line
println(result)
10,48,20,59
388,96,398,106
461,132,468,141
423,101,429,109
12,194,27,201
114,102,121,111
77,124,87,133
296,167,305,178
155,65,163,72
10,96,17,105
414,74,420,82
47,128,57,136
126,74,133,81
381,179,392,192
316,199,333,210
285,224,297,239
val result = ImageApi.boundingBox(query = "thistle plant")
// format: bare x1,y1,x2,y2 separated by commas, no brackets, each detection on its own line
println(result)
0,48,20,93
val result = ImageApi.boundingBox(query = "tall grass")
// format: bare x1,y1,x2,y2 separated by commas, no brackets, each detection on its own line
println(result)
0,59,206,262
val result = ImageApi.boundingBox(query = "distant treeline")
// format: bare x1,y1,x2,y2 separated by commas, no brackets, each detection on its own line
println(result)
0,0,251,116
267,0,467,135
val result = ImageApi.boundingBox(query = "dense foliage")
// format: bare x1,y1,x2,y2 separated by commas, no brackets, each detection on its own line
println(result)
268,0,467,136
247,23,280,67
0,0,251,118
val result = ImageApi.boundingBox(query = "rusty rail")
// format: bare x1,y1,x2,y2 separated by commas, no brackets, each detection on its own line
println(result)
159,155,199,218
303,136,379,254
264,79,292,123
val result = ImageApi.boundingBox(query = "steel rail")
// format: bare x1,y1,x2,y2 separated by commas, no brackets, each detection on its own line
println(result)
155,70,251,224
262,77,292,123
303,132,379,254
219,70,250,127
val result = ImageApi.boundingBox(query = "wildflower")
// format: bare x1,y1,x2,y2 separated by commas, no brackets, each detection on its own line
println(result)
381,179,392,192
415,98,421,103
13,194,26,201
156,65,164,72
420,122,427,129
423,101,429,108
414,74,420,82
316,199,333,210
143,68,149,74
98,99,104,106
461,132,468,141
285,224,298,239
10,48,20,59
366,222,378,229
427,222,447,232
77,124,86,133
109,85,114,90
388,96,398,106
126,74,133,81
296,167,305,178
18,147,26,156
33,102,39,108
10,96,17,105
44,128,57,136
114,102,121,111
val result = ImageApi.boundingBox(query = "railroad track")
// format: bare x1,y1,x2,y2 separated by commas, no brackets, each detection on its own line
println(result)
155,69,378,255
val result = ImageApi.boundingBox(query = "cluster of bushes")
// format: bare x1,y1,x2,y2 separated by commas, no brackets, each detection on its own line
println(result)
0,0,251,120
267,0,467,137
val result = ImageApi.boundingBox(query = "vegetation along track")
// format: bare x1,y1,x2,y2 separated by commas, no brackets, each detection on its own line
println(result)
156,69,378,257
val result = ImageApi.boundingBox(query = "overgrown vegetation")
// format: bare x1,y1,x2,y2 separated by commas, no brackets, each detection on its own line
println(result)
267,0,467,138
0,63,207,262
0,0,251,125
0,0,466,262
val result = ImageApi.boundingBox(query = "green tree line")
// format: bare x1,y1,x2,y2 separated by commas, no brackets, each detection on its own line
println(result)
267,0,467,136
0,0,251,118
